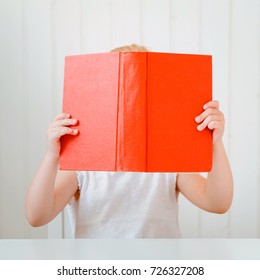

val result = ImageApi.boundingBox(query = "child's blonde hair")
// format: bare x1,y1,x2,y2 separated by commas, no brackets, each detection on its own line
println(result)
111,43,149,52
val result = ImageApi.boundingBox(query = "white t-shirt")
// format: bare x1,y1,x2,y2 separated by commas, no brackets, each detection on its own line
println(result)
67,171,181,238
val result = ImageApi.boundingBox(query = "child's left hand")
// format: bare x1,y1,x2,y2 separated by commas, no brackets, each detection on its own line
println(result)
195,100,225,145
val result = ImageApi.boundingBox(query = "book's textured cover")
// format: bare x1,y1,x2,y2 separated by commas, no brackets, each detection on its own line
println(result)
60,52,212,172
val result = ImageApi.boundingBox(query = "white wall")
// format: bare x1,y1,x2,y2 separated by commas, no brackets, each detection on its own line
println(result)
0,0,260,239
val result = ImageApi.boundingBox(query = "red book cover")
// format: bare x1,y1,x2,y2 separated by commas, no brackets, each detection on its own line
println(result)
60,52,212,172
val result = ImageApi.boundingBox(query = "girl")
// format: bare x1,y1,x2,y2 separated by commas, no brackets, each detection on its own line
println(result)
26,44,233,238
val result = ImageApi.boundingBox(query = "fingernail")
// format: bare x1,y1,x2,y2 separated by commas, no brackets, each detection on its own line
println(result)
195,116,200,123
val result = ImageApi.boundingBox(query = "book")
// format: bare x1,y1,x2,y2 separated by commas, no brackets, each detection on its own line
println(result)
60,51,212,172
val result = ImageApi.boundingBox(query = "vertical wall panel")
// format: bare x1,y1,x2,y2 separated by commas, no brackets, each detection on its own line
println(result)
111,0,141,49
258,1,260,239
199,0,231,238
200,0,230,147
141,0,171,51
23,0,54,238
82,0,112,53
178,196,201,238
52,0,82,116
50,0,82,238
229,0,260,238
0,0,25,238
170,0,200,53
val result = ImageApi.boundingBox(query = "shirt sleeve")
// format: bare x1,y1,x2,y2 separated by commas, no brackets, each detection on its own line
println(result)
75,171,84,191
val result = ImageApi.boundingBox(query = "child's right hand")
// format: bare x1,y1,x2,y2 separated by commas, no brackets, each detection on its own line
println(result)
46,113,78,158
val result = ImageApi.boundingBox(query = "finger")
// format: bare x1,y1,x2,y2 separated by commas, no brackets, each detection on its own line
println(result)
195,108,222,123
51,118,78,128
203,100,220,110
48,123,79,135
54,113,71,121
195,108,223,123
49,127,78,140
197,115,222,131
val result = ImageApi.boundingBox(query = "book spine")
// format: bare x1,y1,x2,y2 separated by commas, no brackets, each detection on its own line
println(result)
116,52,147,171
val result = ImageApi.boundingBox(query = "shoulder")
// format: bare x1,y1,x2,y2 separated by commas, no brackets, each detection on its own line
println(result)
176,173,206,191
55,170,79,193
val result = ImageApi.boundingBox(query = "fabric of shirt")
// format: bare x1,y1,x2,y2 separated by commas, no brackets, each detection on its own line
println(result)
67,171,181,238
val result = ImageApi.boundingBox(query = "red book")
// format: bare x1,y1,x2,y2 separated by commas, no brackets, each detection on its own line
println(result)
60,52,212,172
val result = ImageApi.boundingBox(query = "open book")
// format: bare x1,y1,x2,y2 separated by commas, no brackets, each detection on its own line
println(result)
60,51,212,172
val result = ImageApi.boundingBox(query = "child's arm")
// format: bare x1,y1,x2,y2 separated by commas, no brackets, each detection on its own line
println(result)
176,100,233,213
25,113,79,226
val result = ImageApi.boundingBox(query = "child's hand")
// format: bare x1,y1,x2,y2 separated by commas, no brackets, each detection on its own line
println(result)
195,100,225,145
46,113,78,158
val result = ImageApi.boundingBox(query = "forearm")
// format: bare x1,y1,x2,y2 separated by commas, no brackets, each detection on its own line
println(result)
178,100,233,213
206,140,233,213
25,153,59,226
